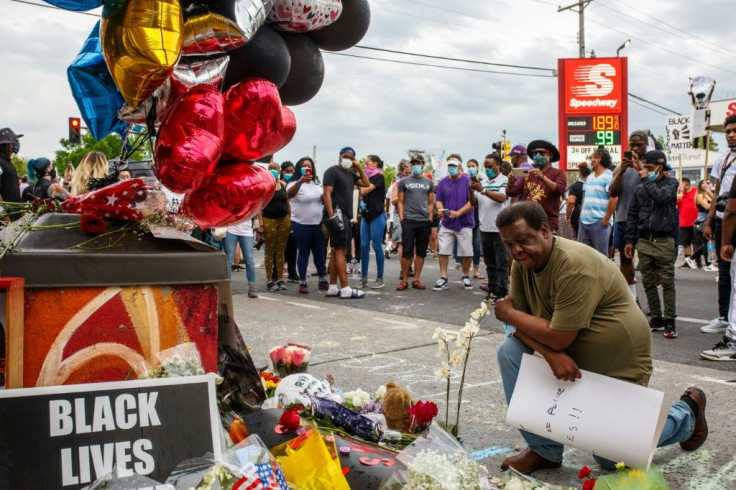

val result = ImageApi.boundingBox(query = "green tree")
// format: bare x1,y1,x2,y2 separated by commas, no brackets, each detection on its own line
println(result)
54,132,152,173
383,165,396,189
11,155,28,176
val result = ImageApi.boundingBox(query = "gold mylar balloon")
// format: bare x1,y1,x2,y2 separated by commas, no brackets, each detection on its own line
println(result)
102,0,184,109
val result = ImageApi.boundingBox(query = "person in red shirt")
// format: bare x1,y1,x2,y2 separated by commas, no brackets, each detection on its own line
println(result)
677,178,699,269
506,140,568,232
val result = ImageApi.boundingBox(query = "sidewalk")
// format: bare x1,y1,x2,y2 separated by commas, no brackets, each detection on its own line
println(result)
233,291,736,489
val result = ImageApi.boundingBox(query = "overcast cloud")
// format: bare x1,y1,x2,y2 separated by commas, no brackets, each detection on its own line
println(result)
1,0,734,173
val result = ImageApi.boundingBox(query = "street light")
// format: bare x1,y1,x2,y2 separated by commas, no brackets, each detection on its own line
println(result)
616,39,631,57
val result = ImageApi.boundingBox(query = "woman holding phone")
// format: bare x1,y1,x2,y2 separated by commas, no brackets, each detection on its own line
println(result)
287,157,328,294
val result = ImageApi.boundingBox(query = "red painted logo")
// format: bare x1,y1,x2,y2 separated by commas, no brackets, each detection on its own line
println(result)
564,59,623,113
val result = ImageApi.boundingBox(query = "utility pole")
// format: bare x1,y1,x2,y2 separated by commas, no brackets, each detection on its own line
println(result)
558,0,593,59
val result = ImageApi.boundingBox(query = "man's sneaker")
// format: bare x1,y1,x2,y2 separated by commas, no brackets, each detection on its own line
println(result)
371,279,385,289
433,277,449,291
266,281,278,292
356,277,368,289
649,317,665,332
299,283,309,294
248,286,258,298
679,387,708,451
318,279,329,291
700,336,736,361
685,257,697,269
277,280,287,290
462,276,473,289
704,263,719,272
663,318,678,339
700,317,727,334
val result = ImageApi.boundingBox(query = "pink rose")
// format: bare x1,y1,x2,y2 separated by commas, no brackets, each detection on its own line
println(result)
291,347,306,366
269,346,285,364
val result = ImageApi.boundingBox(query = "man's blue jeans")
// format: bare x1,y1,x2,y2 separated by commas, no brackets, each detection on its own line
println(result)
361,213,387,280
291,222,327,282
578,220,612,256
497,336,696,468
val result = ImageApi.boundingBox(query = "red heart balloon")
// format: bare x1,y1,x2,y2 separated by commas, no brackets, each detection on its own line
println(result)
221,78,297,162
154,85,226,193
180,162,276,228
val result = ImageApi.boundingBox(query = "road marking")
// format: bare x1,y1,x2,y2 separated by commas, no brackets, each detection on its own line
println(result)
677,316,709,324
691,375,736,386
286,302,323,310
470,445,514,461
257,295,279,302
371,317,416,327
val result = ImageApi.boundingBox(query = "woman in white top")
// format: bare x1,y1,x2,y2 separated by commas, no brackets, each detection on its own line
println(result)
287,157,327,294
223,218,259,298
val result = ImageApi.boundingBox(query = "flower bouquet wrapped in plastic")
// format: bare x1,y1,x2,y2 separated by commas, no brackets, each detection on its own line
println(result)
269,343,311,377
139,343,206,379
380,421,493,490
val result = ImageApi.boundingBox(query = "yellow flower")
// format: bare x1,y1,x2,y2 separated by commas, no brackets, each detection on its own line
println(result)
615,461,626,471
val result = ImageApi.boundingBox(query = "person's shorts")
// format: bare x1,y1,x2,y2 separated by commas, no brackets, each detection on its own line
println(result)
612,221,629,250
438,226,473,256
401,219,431,258
679,226,694,247
431,216,440,228
391,214,403,243
326,213,351,249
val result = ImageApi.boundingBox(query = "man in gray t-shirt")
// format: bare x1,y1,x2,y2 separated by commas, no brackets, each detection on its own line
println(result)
610,130,649,304
397,156,435,290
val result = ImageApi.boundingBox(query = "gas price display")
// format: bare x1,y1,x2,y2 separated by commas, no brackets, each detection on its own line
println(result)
564,114,625,168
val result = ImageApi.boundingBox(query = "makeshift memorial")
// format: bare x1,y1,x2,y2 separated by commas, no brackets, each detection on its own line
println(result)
273,373,341,409
310,396,379,441
269,343,311,377
407,400,438,433
433,300,488,436
342,387,372,412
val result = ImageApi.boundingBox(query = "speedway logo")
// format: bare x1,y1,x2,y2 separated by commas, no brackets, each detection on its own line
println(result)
563,59,623,113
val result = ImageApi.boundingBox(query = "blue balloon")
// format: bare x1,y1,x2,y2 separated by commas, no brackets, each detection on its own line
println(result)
42,0,103,11
67,21,127,141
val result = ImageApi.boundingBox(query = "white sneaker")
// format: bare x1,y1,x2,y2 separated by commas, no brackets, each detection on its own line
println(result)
700,336,736,361
704,264,719,272
700,317,728,333
685,257,697,269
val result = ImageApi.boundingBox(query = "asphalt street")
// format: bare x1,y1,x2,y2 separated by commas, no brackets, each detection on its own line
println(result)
231,246,736,489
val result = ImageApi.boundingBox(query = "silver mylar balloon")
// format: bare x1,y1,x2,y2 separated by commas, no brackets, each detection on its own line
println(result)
182,0,276,56
118,79,172,125
173,55,230,88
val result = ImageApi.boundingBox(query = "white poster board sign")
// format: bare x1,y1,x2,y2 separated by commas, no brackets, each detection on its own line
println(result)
506,354,668,469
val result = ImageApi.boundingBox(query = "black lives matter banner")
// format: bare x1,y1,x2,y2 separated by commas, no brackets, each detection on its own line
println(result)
0,375,220,489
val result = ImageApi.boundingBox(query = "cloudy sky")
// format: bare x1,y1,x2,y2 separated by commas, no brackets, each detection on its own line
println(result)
1,0,733,174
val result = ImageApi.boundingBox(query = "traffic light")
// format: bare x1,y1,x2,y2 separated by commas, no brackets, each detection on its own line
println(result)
69,117,81,145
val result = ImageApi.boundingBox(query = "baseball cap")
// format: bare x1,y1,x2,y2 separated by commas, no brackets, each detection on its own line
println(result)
339,146,356,157
508,144,526,156
446,158,461,166
409,154,424,164
0,128,23,145
644,150,672,170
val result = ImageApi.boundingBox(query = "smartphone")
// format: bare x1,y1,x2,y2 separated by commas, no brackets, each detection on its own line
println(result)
512,168,530,178
441,209,451,217
304,167,312,176
624,150,633,160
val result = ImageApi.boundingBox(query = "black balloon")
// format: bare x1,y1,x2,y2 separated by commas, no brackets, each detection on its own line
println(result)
278,33,324,106
222,25,291,90
308,0,370,52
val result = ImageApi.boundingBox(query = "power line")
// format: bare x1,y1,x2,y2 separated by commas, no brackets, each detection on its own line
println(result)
628,98,668,116
609,0,731,57
355,46,556,73
628,93,681,115
325,52,557,77
586,15,736,76
594,0,735,61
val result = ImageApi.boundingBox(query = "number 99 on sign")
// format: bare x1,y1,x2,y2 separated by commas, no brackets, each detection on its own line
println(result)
596,131,614,146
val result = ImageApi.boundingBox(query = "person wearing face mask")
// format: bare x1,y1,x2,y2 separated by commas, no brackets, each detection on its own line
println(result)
506,140,567,233
470,153,509,302
323,146,370,299
397,154,435,290
434,154,475,291
388,160,412,259
624,151,679,339
0,128,23,211
22,157,56,202
578,147,617,256
279,161,299,283
262,161,291,292
465,159,484,281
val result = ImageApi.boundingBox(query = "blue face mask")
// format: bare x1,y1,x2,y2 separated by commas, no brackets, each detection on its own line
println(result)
468,167,477,177
12,141,20,154
270,169,279,179
448,166,459,177
647,172,657,182
485,168,497,179
532,153,548,169
283,173,293,181
411,165,422,176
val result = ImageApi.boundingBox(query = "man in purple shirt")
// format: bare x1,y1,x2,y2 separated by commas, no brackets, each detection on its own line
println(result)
434,154,476,291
